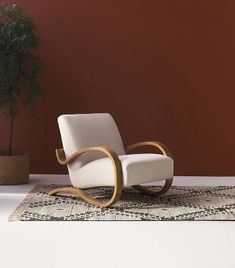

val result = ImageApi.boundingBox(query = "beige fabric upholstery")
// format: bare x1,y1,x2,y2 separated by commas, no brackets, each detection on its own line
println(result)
57,113,174,188
58,113,125,168
72,154,173,188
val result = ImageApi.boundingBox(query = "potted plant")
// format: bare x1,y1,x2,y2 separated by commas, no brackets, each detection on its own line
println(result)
0,3,43,184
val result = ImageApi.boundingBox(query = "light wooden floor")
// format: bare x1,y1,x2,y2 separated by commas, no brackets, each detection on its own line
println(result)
0,175,235,268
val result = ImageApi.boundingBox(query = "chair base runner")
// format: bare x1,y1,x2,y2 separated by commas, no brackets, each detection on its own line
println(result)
48,178,173,207
48,186,122,208
133,178,173,196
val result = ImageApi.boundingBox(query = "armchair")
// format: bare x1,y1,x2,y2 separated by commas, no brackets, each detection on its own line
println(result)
49,113,174,207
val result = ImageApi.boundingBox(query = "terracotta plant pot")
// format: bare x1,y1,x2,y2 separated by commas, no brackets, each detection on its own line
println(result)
0,151,29,185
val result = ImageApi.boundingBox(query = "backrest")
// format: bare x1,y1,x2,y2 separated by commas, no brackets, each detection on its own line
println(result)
58,113,125,168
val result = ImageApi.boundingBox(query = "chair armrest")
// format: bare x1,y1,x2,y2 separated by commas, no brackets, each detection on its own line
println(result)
55,149,67,165
55,146,121,166
126,141,172,158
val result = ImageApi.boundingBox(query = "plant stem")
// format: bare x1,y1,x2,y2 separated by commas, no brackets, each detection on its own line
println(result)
8,105,14,156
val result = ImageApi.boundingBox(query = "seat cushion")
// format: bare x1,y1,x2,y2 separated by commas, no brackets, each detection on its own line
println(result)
69,154,174,188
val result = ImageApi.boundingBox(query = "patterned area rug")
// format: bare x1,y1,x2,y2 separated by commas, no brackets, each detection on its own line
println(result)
9,184,235,221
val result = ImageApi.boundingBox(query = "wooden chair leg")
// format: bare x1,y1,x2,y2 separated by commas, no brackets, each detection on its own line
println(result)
48,185,122,208
49,146,123,208
133,178,173,196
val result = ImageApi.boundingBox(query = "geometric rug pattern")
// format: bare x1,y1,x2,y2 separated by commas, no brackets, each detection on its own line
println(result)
9,184,235,221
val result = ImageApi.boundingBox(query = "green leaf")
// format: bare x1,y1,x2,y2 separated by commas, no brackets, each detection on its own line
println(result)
0,2,44,118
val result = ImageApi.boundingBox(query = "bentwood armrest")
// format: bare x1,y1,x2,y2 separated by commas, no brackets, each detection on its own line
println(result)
126,141,173,196
126,141,172,158
52,146,123,207
56,146,122,165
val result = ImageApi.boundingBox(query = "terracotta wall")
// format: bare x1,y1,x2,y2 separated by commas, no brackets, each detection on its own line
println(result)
1,0,235,175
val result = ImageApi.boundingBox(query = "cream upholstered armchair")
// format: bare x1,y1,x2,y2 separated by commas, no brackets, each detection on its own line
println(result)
49,113,174,207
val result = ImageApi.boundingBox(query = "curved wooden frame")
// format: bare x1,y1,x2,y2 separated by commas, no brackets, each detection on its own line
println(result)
126,141,173,196
48,146,123,208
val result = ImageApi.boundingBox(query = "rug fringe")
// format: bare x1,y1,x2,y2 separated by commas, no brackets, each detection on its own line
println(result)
8,184,42,222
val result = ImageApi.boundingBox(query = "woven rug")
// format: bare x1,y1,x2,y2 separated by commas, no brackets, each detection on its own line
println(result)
9,184,235,221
